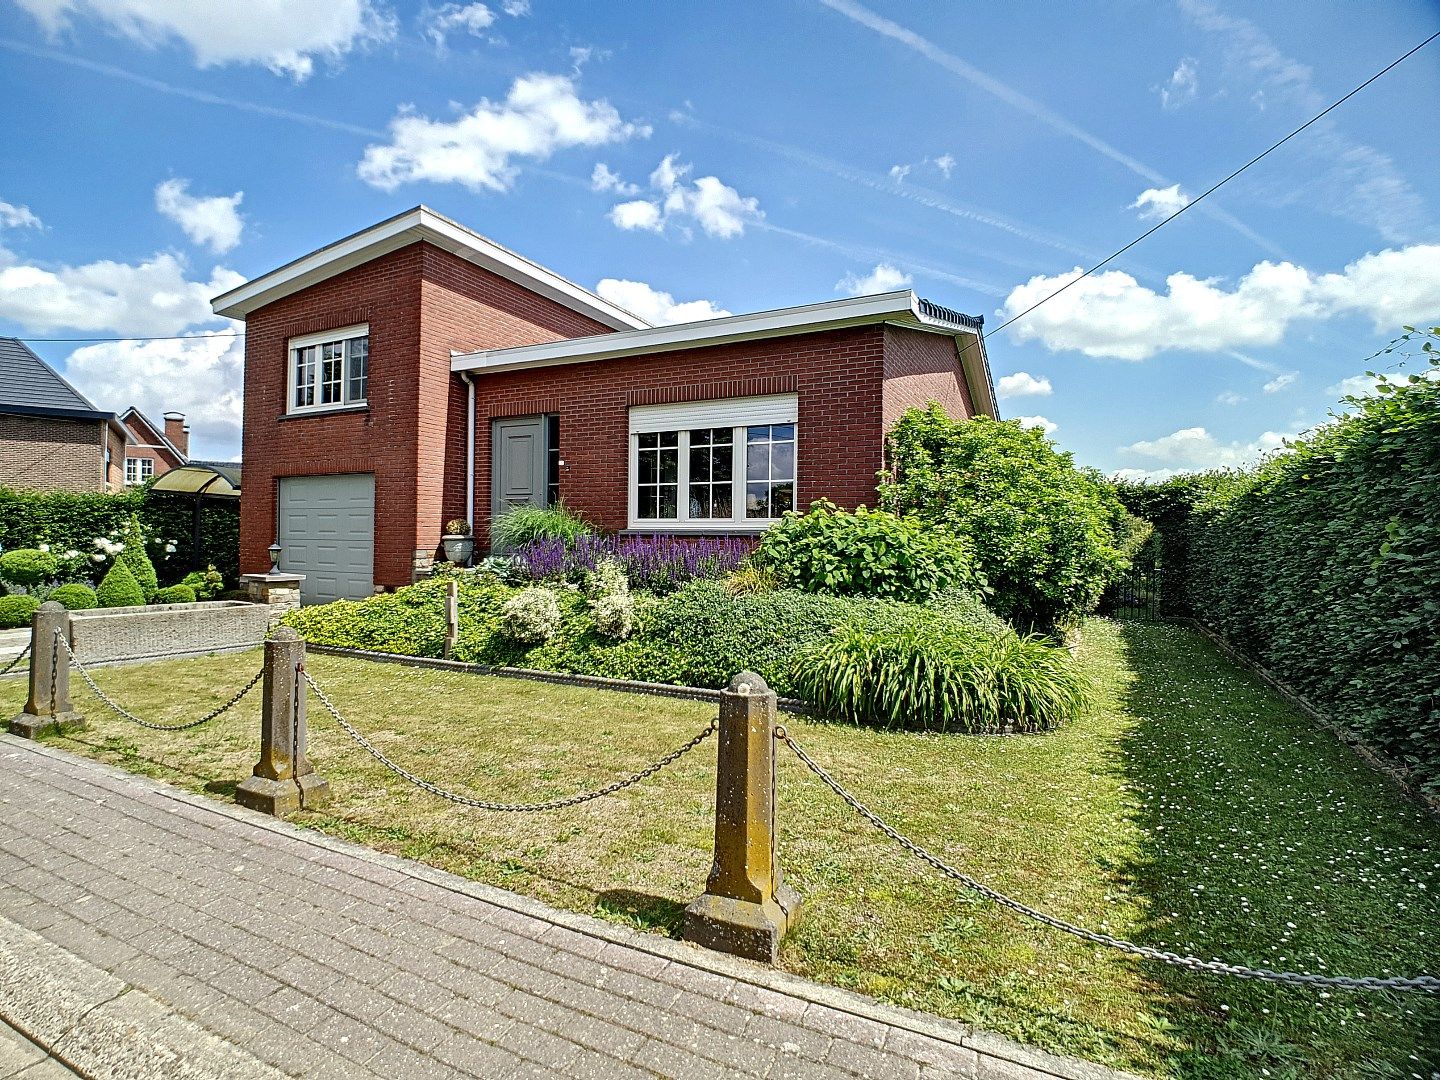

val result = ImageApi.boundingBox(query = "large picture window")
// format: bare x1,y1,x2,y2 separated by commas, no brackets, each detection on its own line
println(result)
629,395,797,529
288,325,369,414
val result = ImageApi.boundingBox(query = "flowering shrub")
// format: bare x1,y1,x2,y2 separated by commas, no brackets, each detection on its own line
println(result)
500,587,562,644
515,534,751,593
591,591,635,640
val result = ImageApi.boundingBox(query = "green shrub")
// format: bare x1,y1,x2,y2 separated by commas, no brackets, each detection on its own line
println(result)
491,502,594,551
0,548,60,589
928,588,1013,636
501,587,563,643
180,566,224,600
753,500,984,603
881,406,1136,631
118,515,158,598
0,595,40,629
792,622,1090,733
721,565,779,595
47,583,98,611
154,584,197,604
96,560,145,608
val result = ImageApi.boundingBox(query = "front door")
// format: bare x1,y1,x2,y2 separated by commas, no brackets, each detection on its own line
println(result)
491,416,546,540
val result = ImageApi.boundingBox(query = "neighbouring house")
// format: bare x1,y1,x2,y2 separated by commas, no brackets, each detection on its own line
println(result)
0,337,130,493
118,406,191,485
212,206,998,605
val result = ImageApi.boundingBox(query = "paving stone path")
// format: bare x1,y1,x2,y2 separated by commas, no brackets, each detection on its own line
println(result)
0,736,1133,1080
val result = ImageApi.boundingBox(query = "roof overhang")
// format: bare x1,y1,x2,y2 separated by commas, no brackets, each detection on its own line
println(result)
211,206,649,331
0,402,130,440
451,288,978,368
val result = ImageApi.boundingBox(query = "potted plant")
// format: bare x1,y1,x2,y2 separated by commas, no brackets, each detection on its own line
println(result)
441,518,474,565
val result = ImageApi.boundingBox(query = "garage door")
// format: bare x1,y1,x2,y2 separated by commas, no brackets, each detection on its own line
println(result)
277,474,375,605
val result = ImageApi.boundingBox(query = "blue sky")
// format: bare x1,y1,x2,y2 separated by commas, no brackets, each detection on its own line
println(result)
1,0,1437,470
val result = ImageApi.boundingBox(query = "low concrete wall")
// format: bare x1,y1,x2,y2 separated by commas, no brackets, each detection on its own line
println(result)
70,601,270,663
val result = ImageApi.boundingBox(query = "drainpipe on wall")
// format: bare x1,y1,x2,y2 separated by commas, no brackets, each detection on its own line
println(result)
460,372,476,531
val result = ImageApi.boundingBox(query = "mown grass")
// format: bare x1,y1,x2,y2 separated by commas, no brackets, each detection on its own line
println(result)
3,619,1436,1078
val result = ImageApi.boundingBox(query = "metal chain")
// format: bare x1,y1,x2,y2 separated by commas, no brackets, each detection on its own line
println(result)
302,670,717,812
57,631,263,732
777,728,1440,993
0,641,30,677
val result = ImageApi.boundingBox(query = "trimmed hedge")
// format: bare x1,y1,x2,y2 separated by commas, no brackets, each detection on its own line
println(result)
154,584,197,604
96,561,145,608
0,595,40,630
0,549,59,589
1121,341,1440,789
47,584,98,611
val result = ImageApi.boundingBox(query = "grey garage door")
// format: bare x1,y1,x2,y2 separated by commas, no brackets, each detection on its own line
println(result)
277,474,375,605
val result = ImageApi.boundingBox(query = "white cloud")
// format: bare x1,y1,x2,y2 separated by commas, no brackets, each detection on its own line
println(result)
154,179,244,254
1001,244,1440,360
14,0,393,80
501,0,529,13
594,279,730,326
63,331,244,459
358,73,647,192
1112,467,1183,484
590,163,637,196
1158,58,1199,109
888,164,911,183
1130,184,1190,222
0,199,42,230
934,153,956,179
0,251,241,336
606,154,762,240
1215,390,1246,405
1121,426,1293,470
1262,371,1297,393
996,371,1052,398
1014,415,1057,434
423,3,494,49
836,262,912,296
1328,374,1378,399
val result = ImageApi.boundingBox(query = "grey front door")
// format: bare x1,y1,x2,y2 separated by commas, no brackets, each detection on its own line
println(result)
491,417,546,536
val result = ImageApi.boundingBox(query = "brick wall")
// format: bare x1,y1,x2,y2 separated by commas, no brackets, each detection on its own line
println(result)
464,325,891,548
0,413,105,492
240,240,616,587
881,324,975,426
120,414,184,480
103,423,127,491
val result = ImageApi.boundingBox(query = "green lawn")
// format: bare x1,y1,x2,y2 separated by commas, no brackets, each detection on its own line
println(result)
4,618,1436,1078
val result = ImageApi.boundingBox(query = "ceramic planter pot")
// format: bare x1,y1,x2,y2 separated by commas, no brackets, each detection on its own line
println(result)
441,535,474,565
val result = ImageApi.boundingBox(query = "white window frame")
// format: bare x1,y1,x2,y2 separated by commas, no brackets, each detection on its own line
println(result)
627,394,798,531
286,324,369,416
124,456,154,485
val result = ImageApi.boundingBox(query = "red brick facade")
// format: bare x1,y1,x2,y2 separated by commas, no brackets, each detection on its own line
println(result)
120,412,186,482
239,238,979,589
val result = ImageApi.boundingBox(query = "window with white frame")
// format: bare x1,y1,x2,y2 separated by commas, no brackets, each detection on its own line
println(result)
288,325,369,414
628,395,797,529
124,457,154,485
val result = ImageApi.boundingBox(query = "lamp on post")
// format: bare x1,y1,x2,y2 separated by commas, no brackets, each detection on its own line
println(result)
268,541,282,574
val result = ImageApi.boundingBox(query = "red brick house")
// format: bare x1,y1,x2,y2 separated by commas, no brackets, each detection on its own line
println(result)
118,407,190,485
213,207,998,604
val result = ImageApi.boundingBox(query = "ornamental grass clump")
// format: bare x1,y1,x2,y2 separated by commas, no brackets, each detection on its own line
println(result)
490,503,594,551
792,623,1090,733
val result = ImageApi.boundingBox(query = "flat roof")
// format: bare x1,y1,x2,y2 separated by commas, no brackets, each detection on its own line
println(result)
211,206,649,331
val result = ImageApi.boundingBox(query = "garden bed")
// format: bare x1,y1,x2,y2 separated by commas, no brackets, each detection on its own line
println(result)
6,618,1436,1078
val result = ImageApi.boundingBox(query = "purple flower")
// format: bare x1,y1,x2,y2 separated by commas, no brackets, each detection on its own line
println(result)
513,533,752,592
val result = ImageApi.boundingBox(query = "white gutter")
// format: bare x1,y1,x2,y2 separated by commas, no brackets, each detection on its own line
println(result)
450,290,979,375
459,372,476,530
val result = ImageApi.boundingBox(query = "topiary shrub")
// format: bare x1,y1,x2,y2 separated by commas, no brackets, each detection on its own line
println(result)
792,622,1090,733
881,406,1137,632
153,584,197,604
491,502,594,551
180,566,224,600
117,515,158,599
0,595,40,629
47,583,98,611
0,548,60,589
500,586,563,644
752,500,985,604
96,560,145,608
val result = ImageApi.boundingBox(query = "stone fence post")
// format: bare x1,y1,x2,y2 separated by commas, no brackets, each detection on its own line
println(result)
236,627,329,816
9,602,83,738
239,572,305,629
683,671,801,962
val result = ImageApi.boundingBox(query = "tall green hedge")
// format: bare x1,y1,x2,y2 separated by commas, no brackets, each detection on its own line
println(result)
0,485,239,586
1123,343,1440,790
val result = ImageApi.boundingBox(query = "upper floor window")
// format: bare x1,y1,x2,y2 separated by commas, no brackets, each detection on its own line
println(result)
288,324,368,414
628,394,797,530
124,457,154,485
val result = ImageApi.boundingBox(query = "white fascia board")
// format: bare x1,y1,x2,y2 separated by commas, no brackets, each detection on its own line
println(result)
450,290,980,375
211,206,648,331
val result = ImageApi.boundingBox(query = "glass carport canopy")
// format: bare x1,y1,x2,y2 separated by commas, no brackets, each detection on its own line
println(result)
149,463,241,498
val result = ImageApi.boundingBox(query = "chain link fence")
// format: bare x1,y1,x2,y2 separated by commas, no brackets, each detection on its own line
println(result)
302,670,718,813
777,727,1440,994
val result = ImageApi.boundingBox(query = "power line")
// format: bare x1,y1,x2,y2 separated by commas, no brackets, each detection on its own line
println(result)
987,29,1440,339
12,332,245,343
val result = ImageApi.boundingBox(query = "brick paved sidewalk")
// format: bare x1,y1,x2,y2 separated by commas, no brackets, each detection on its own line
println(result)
0,736,1135,1080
